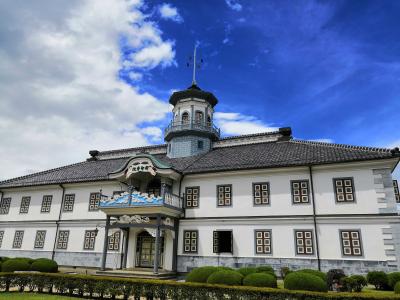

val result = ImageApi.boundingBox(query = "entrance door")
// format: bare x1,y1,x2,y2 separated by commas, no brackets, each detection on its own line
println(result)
136,231,163,268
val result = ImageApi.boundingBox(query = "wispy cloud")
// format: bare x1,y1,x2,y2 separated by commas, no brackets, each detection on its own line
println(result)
158,3,183,23
214,112,277,136
225,0,242,12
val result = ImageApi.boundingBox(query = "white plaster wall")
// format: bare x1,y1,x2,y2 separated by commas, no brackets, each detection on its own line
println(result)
313,166,382,214
0,224,57,252
183,168,313,218
179,220,391,261
1,186,63,221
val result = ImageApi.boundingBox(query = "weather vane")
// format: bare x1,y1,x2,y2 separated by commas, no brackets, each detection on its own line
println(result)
187,44,203,85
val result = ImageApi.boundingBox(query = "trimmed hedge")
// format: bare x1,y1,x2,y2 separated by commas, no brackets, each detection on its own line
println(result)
186,266,218,283
0,272,399,299
388,272,400,290
1,258,31,273
341,275,367,292
367,271,389,290
296,269,327,282
207,270,243,286
395,281,400,294
238,267,257,277
243,272,277,288
284,272,328,292
30,258,58,273
256,265,275,275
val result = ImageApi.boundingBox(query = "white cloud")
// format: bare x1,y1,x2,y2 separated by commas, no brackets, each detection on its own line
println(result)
0,0,176,179
308,138,334,143
214,112,278,136
158,3,183,23
225,0,242,11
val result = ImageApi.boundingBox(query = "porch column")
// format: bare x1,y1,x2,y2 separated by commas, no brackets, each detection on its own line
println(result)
153,214,161,274
122,228,129,268
172,217,179,272
100,216,110,271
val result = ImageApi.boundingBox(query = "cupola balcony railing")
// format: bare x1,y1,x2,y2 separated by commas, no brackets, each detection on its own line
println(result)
164,121,221,138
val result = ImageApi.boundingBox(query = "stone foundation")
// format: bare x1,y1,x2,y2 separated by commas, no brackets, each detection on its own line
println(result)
177,255,397,275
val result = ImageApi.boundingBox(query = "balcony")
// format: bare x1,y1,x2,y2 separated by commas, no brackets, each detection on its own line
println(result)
164,121,220,141
99,191,183,217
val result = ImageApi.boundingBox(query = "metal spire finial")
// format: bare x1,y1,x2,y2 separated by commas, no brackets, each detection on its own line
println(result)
187,43,203,86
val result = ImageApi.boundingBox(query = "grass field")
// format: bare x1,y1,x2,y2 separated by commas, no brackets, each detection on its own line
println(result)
0,293,78,300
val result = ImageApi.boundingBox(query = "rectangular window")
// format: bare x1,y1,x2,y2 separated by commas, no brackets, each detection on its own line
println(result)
0,231,4,248
213,230,233,253
107,231,121,251
34,230,46,249
334,178,355,202
197,140,204,149
291,180,310,204
183,230,198,253
41,195,53,213
56,230,69,249
253,182,270,205
185,187,200,208
255,230,272,254
295,230,314,255
0,198,11,215
63,194,75,212
340,230,362,256
19,196,31,214
394,180,400,203
13,230,24,248
217,185,232,207
83,230,97,250
88,192,101,211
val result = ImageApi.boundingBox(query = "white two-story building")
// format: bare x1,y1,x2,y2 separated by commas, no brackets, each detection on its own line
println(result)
0,83,399,276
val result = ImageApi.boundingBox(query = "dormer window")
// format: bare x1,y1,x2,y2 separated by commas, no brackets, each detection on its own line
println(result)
182,112,189,124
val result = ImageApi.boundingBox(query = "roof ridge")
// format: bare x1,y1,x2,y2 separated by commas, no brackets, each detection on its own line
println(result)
0,160,90,186
218,130,281,141
98,144,167,155
291,139,392,153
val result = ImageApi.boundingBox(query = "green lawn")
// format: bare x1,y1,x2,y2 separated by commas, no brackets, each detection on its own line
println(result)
0,293,79,300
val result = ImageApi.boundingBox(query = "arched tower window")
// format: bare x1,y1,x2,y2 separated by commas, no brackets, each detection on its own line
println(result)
195,111,204,124
182,112,189,124
207,115,212,127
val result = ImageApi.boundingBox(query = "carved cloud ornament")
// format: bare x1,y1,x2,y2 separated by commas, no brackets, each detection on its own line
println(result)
112,215,150,224
125,160,157,179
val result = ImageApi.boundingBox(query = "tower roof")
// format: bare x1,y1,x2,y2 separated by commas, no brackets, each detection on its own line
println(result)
169,84,218,107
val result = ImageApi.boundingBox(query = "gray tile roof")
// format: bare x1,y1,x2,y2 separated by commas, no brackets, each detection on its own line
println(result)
0,139,398,188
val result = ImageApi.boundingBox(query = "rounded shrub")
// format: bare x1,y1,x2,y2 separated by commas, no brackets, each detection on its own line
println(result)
367,271,388,290
296,269,327,282
207,270,244,286
256,266,275,275
388,272,400,290
186,266,219,283
238,267,257,277
284,272,328,292
1,258,31,272
31,258,58,273
216,266,233,271
394,281,400,294
243,272,277,288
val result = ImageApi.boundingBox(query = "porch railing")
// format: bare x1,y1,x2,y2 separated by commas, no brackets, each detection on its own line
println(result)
163,192,182,209
164,120,220,138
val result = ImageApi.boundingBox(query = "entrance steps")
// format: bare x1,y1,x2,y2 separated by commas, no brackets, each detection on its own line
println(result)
95,268,176,280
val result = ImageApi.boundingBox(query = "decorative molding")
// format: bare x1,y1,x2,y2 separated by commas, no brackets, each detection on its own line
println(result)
126,160,157,179
112,215,150,225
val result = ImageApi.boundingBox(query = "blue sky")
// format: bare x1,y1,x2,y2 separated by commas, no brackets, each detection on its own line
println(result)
0,0,399,179
124,0,400,147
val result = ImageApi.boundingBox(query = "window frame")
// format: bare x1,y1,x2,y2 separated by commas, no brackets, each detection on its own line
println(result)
294,230,314,256
254,229,272,255
213,230,233,254
0,231,4,248
183,230,198,254
216,184,233,207
56,230,70,250
333,177,356,203
13,230,24,249
339,229,363,257
291,180,310,204
394,180,399,203
19,196,31,214
41,195,53,213
63,194,75,212
0,198,11,215
252,182,270,206
88,192,101,211
185,186,200,209
34,230,46,249
107,231,121,251
83,230,97,251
